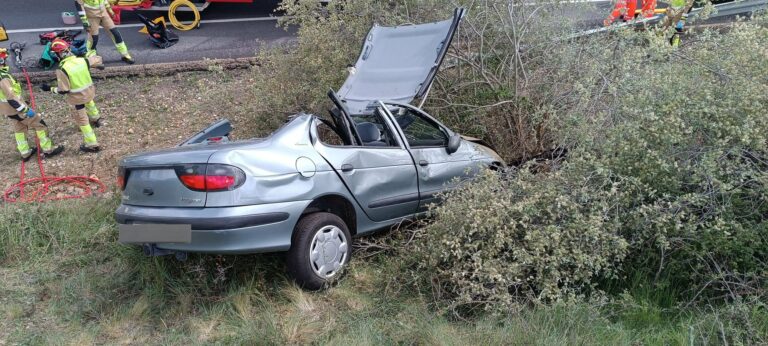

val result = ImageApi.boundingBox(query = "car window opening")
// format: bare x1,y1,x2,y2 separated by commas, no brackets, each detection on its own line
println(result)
389,106,448,147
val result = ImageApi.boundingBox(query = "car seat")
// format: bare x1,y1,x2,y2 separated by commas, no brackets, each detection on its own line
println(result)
356,122,388,146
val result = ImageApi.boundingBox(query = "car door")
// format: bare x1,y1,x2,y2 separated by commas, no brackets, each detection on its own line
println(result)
383,104,475,211
314,103,419,222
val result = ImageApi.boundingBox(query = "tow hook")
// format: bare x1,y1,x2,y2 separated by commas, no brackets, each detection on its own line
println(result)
142,243,188,261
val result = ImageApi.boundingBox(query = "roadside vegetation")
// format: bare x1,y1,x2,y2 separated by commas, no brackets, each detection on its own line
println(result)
1,0,767,344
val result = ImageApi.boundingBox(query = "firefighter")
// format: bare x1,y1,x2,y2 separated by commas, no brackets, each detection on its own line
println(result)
40,39,101,153
604,0,658,26
670,14,687,47
0,48,64,161
664,0,691,46
76,0,135,64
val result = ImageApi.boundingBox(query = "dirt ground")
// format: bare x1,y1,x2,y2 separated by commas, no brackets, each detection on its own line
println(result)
0,67,277,199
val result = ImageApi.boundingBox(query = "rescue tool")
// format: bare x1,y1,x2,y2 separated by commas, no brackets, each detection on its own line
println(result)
136,13,180,48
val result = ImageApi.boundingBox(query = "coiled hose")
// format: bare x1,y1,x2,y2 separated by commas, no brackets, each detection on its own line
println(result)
168,0,201,31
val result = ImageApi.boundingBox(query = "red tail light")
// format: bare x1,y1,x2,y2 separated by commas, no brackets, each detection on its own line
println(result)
179,175,207,190
175,164,245,192
117,166,128,190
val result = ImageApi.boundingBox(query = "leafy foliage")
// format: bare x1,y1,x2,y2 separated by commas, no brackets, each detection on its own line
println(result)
411,19,768,311
249,0,767,313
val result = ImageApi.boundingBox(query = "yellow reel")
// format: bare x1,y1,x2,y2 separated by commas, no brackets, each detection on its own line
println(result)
168,0,201,31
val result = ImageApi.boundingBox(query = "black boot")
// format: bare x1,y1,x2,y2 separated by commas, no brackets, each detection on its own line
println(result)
21,147,38,162
121,55,135,64
43,145,65,159
79,144,100,153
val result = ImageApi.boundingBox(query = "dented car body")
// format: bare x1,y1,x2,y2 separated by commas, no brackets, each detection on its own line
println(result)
115,8,504,288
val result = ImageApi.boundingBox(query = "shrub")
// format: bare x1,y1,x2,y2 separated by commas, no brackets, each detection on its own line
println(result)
249,0,766,312
407,19,768,312
415,168,630,310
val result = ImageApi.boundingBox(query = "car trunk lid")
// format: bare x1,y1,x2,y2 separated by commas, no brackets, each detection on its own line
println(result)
337,8,465,114
120,146,219,208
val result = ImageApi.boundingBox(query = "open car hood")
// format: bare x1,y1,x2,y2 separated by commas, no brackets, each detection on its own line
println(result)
337,8,466,114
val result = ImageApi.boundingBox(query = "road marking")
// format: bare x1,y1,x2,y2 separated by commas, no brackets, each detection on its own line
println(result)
6,16,284,34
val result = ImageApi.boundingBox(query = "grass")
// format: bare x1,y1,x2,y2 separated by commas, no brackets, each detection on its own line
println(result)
0,68,282,192
0,66,763,344
1,198,765,345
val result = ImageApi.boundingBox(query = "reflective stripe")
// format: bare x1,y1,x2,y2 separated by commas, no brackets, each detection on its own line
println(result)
79,125,98,146
83,0,107,9
0,73,22,102
78,11,86,15
14,132,30,155
60,56,93,93
36,130,53,152
70,84,94,93
115,42,128,55
14,104,25,112
85,100,99,117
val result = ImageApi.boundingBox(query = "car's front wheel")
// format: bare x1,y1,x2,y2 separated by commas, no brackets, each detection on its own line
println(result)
287,212,351,290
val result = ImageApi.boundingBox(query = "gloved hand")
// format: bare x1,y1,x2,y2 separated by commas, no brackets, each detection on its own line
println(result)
40,83,51,92
81,16,90,29
107,7,115,17
25,108,36,118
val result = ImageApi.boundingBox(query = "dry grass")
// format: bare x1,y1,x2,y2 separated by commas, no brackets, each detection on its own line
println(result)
0,68,272,196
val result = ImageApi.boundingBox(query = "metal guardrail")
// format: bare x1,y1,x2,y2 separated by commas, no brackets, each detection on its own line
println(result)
689,0,768,19
568,0,767,39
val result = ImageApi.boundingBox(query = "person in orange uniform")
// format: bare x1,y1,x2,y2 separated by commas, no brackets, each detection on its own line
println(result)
604,0,658,26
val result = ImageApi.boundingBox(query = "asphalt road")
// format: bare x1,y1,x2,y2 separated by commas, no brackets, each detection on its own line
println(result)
1,0,293,71
2,0,284,28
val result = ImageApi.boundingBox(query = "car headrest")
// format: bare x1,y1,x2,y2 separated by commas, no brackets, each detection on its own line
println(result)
356,122,381,143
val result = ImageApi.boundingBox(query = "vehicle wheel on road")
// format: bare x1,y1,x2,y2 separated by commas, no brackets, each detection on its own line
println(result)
287,212,351,290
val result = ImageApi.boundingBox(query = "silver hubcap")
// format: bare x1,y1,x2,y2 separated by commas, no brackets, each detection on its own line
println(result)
309,225,348,279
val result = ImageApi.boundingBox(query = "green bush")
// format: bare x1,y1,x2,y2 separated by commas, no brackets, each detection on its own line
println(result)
406,19,768,312
249,0,767,311
415,168,630,309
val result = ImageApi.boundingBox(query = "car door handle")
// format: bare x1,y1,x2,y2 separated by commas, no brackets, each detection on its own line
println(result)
419,160,429,167
341,164,354,172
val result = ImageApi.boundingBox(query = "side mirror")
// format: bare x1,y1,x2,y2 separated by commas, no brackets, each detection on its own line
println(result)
447,134,461,154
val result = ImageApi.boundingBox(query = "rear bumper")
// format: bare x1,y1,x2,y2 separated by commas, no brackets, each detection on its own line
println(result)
115,200,310,254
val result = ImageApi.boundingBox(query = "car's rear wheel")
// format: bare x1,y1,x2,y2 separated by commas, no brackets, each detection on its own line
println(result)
287,212,351,290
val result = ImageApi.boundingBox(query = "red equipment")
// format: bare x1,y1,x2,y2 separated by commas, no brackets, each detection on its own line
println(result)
604,0,658,26
38,30,81,45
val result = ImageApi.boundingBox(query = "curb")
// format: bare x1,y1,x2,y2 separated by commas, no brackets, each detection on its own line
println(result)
12,56,261,83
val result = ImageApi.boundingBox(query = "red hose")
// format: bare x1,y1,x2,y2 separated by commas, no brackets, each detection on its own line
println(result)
3,65,106,203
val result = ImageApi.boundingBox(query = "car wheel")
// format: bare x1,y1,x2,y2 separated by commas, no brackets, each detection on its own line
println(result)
287,212,351,290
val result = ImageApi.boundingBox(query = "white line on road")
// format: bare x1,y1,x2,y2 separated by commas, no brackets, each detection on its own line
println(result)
6,16,284,34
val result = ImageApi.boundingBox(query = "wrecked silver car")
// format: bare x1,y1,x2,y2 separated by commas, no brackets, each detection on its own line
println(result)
115,8,504,289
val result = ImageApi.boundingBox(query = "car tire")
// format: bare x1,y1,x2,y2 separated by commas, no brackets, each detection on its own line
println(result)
287,212,352,290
